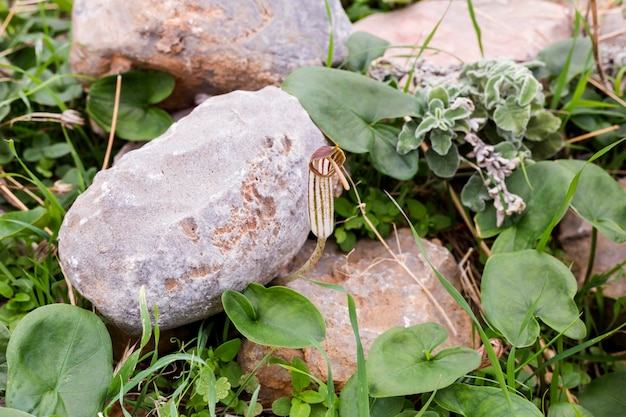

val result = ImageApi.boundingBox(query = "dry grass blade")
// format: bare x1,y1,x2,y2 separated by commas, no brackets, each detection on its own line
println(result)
102,74,123,170
567,124,620,143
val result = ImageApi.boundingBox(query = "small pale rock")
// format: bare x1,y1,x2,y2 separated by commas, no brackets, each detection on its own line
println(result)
239,228,474,402
58,86,326,335
70,0,351,110
559,177,626,299
353,0,572,67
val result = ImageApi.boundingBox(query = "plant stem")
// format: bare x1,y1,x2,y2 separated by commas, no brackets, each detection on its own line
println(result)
583,227,598,285
274,237,327,285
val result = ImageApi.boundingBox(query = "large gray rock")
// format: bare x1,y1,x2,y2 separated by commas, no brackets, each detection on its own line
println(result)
58,86,326,335
70,0,351,110
239,228,474,403
353,0,572,67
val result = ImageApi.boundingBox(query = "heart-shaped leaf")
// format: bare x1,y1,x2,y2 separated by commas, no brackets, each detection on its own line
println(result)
282,66,422,169
222,283,325,349
434,383,543,417
6,304,113,417
86,70,174,141
366,323,480,397
345,32,389,73
482,250,586,347
476,159,626,249
557,159,626,243
578,372,626,416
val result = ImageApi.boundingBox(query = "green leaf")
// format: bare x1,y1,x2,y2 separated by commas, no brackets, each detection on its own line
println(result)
222,283,325,349
0,322,9,391
345,32,390,73
282,66,422,154
548,402,595,417
525,112,562,141
557,159,626,243
28,68,82,106
428,128,454,155
272,397,292,416
340,373,404,417
6,304,113,417
366,323,480,397
424,145,459,178
517,75,540,107
537,37,594,83
290,398,311,417
434,383,543,417
461,173,491,212
493,96,530,136
291,357,311,392
396,120,422,155
0,409,37,417
475,161,572,244
578,372,626,416
86,70,174,141
213,338,241,362
370,124,419,180
42,143,71,159
482,250,586,347
0,207,49,239
526,131,564,160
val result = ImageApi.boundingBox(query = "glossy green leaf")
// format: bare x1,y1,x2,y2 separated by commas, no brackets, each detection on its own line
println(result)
493,96,530,136
86,70,174,141
434,383,543,417
222,283,325,349
0,207,49,239
548,402,595,417
482,250,586,347
366,323,480,397
6,304,113,417
578,372,626,416
282,66,422,154
369,124,419,180
424,145,459,178
0,322,9,391
345,32,390,72
557,159,626,243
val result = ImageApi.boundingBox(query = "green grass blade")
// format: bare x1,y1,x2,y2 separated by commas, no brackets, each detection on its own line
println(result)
466,0,484,57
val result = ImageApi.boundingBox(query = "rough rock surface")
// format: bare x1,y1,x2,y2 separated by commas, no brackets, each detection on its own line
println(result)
559,177,626,299
239,228,474,403
58,86,326,335
353,0,572,67
70,0,351,110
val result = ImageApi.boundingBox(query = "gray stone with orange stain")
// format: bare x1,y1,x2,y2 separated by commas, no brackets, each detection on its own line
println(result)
58,86,326,335
239,228,475,404
70,0,351,110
